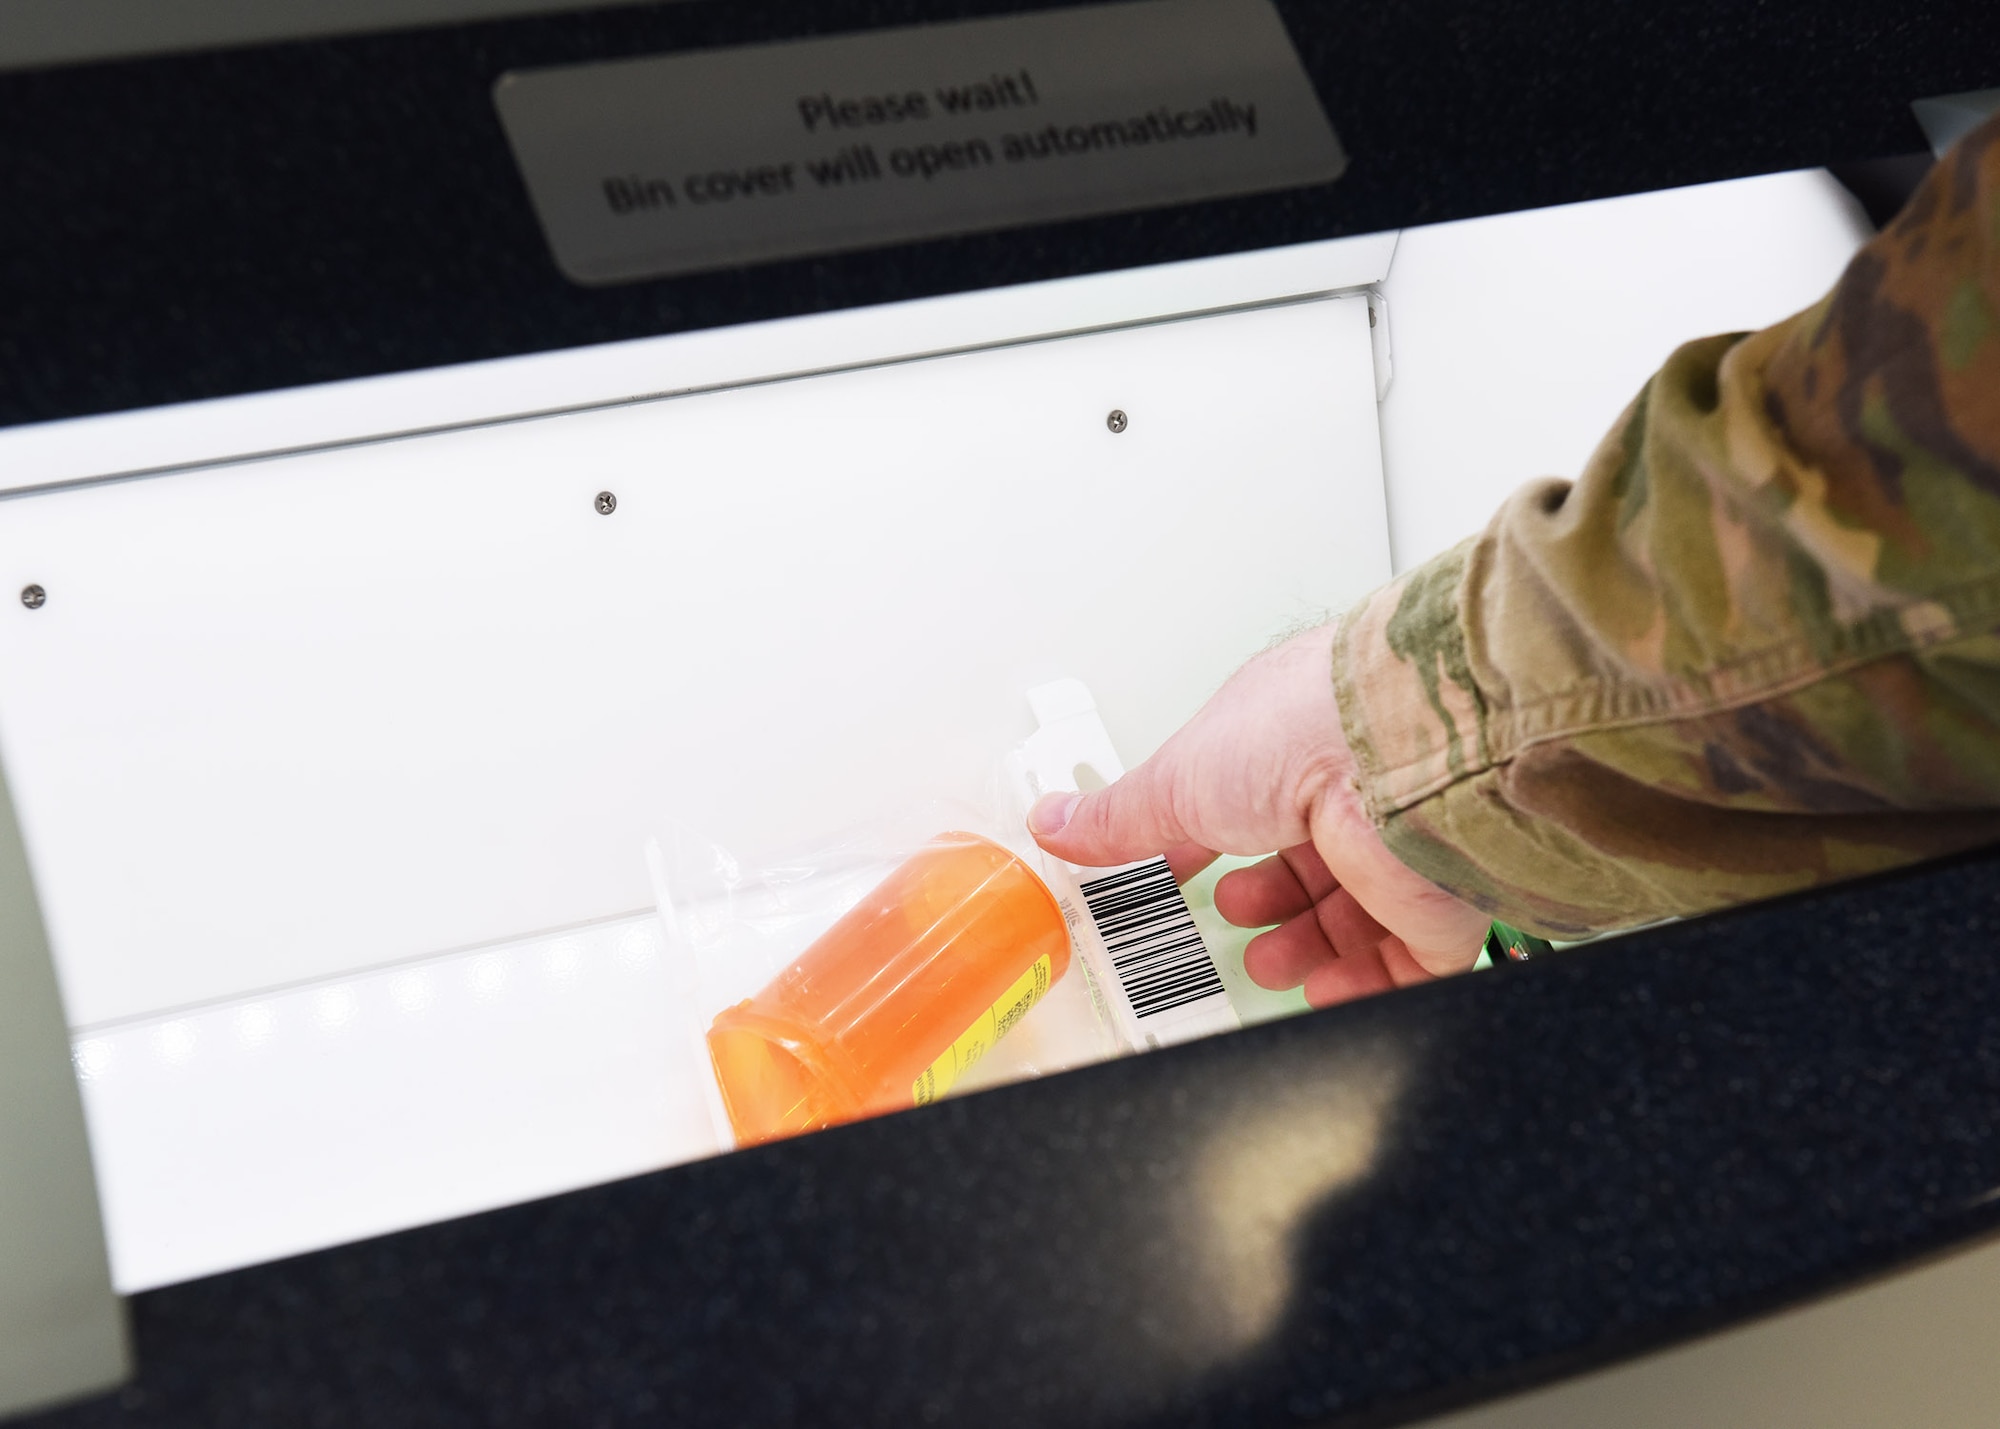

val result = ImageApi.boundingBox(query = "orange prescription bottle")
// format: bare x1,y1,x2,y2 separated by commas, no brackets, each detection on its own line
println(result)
706,832,1071,1147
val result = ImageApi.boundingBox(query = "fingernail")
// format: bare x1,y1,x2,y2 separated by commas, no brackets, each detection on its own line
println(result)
1028,792,1082,836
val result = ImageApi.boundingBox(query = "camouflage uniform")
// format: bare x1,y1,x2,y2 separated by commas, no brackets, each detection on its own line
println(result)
1332,111,2000,939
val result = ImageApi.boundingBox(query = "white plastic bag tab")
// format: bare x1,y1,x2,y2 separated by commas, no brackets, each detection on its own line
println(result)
1009,679,1241,1052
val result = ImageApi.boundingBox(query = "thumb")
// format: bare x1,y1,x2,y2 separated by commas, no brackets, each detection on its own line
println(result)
1028,759,1191,868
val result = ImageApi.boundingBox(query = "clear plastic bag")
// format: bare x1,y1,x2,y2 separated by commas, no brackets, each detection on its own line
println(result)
648,678,1256,1151
648,798,1117,1150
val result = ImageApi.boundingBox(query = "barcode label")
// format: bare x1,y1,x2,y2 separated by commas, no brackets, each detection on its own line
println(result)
1077,858,1226,1019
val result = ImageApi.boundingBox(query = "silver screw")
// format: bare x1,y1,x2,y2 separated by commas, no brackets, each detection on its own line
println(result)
20,584,44,610
1106,409,1128,434
595,491,618,515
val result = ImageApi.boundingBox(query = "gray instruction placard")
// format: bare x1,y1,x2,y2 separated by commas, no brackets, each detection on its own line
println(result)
493,0,1346,284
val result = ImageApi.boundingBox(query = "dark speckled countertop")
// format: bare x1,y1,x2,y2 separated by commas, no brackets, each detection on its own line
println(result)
6,5,2000,1423
22,847,2000,1428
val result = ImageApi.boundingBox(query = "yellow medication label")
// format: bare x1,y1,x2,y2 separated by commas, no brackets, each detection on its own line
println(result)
912,954,1053,1106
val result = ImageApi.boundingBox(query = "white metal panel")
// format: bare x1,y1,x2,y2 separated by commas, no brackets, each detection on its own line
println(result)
0,761,126,1406
0,293,1390,1029
72,914,703,1291
75,897,1122,1292
0,232,1396,495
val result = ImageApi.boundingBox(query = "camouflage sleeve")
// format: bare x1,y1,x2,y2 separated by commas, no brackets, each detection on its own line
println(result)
1331,111,2000,940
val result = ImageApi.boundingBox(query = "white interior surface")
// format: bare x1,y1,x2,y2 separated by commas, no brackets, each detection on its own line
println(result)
71,913,713,1291
74,894,1122,1290
2,294,1388,1034
4,169,1880,1291
22,285,1388,1291
1377,168,1873,570
0,232,1396,495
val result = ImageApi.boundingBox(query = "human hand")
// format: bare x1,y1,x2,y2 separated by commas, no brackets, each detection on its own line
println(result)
1028,626,1491,1007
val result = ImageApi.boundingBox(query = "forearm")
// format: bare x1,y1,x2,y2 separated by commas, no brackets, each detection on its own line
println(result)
1335,116,2000,938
